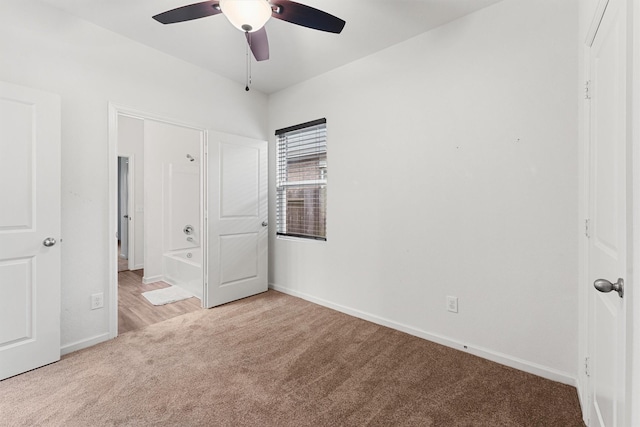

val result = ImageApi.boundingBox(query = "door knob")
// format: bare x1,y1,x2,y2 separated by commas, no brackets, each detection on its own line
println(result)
43,237,57,247
262,221,268,227
594,278,624,298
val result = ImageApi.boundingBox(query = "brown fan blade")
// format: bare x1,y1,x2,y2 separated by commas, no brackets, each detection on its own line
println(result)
271,0,345,33
246,27,269,61
153,1,222,24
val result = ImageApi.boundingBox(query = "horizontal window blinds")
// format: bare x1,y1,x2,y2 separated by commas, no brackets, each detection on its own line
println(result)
276,119,327,241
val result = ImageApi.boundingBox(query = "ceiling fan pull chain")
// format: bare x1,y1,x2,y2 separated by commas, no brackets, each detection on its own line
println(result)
245,31,251,92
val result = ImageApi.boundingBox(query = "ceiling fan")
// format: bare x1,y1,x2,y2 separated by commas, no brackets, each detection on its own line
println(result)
153,0,346,62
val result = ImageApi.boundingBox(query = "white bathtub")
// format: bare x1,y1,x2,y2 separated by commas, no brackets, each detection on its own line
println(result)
163,248,202,300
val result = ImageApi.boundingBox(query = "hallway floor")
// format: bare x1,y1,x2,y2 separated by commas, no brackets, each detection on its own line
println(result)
118,269,201,334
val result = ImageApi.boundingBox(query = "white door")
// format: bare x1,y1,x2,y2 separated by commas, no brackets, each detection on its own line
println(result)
205,133,267,308
0,81,61,380
118,157,129,263
587,0,628,424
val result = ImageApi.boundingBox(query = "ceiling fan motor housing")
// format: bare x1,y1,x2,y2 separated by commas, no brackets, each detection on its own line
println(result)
218,0,272,33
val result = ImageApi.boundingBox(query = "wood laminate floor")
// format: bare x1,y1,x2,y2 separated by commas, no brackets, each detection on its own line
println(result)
117,243,128,272
117,256,128,272
118,269,202,335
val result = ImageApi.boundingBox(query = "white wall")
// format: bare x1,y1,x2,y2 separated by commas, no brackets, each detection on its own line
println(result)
118,116,144,269
0,0,268,351
268,0,579,382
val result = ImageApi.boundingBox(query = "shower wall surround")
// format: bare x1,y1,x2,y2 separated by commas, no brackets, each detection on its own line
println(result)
164,163,200,252
143,119,202,286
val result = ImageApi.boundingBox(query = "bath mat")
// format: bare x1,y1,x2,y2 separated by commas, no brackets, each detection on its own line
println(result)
142,286,194,306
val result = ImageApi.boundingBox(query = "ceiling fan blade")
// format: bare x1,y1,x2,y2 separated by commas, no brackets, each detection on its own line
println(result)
246,27,270,61
271,0,345,34
153,1,221,24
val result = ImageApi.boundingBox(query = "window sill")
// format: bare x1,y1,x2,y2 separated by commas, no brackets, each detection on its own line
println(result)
276,235,326,244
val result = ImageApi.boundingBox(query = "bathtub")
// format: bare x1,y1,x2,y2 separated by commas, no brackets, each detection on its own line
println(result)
163,248,202,300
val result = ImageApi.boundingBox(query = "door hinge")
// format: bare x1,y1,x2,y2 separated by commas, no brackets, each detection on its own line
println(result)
585,80,591,100
585,219,590,238
585,356,590,377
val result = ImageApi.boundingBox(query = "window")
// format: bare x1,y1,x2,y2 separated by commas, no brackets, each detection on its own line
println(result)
276,118,327,241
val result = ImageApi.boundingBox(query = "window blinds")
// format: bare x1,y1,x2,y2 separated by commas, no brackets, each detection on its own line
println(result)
276,118,327,241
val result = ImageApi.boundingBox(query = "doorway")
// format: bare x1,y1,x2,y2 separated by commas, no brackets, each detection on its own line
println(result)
111,107,206,336
108,104,269,339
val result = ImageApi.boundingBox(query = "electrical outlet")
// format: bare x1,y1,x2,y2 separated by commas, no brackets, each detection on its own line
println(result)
446,296,458,313
91,293,104,310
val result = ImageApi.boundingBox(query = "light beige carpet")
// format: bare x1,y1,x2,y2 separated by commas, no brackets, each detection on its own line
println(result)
0,290,584,426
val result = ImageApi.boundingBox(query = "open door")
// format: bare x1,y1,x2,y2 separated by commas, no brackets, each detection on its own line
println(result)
205,133,268,308
118,156,130,268
0,81,61,380
586,0,628,424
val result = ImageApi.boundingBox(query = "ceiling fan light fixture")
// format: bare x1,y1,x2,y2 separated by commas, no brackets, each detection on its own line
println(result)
219,0,272,33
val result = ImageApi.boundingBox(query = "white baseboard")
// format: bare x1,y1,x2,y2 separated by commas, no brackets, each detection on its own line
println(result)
142,274,163,284
60,332,111,356
269,283,577,387
133,263,144,271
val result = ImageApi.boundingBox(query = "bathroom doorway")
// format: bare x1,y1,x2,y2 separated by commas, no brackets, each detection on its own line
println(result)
111,108,205,336
109,104,269,338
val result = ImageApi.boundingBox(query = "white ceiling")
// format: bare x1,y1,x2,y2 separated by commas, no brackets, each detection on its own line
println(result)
39,0,503,94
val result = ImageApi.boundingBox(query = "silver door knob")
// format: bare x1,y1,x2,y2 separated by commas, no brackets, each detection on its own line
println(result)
594,278,624,298
43,237,56,247
262,221,268,227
